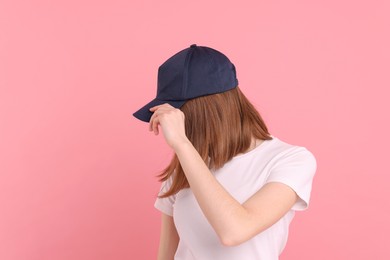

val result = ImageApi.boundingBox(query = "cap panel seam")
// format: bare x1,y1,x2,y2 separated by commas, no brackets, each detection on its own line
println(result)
182,48,194,99
205,47,223,93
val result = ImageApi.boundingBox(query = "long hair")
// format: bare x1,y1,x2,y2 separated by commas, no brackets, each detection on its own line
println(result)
157,86,273,198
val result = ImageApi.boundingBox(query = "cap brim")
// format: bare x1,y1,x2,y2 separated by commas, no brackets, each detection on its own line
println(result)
132,98,187,123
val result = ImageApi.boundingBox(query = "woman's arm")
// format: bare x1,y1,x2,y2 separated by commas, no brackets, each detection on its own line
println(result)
149,104,299,247
157,213,179,260
173,140,298,247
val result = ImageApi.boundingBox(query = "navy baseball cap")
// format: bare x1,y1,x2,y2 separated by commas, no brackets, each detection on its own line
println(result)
132,44,239,122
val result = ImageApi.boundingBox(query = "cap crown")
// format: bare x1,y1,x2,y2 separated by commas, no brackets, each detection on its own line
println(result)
156,44,238,101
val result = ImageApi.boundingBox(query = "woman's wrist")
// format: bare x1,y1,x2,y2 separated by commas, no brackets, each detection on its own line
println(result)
172,137,193,153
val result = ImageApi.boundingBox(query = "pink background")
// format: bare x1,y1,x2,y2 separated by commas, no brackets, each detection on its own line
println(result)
1,1,389,259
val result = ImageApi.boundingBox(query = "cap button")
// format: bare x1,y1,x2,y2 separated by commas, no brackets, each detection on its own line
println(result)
190,44,197,48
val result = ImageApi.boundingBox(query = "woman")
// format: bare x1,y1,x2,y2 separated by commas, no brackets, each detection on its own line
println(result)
133,44,317,260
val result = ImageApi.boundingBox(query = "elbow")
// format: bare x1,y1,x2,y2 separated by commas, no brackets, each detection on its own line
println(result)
218,224,267,247
219,232,246,247
217,211,265,247
220,237,240,247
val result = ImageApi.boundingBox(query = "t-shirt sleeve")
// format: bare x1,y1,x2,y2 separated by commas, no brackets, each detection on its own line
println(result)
154,175,176,216
265,147,317,211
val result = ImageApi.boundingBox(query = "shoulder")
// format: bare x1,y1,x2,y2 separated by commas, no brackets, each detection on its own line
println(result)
267,135,317,167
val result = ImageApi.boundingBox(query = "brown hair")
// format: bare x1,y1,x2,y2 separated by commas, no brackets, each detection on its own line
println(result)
157,86,273,198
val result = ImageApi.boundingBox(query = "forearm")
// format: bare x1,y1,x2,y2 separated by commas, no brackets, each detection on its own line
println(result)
158,214,179,260
173,139,249,245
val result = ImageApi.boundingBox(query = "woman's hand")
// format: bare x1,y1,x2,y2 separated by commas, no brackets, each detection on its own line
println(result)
149,103,190,150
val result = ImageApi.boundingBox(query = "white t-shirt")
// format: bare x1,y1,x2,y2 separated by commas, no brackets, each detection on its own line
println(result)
154,135,317,260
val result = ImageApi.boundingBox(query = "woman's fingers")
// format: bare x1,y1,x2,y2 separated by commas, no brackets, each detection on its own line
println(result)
149,111,158,134
151,115,160,135
149,113,156,132
149,106,170,134
149,107,162,132
149,103,177,135
147,103,187,149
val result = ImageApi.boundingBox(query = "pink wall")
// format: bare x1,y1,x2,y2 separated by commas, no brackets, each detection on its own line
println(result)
1,1,389,259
